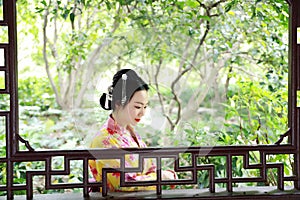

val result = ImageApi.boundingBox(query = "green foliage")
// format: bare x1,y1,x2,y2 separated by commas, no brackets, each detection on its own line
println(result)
0,77,106,195
222,74,288,145
18,77,57,111
0,115,5,196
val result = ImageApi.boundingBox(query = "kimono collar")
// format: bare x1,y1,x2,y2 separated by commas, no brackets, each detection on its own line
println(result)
106,115,139,144
106,114,126,134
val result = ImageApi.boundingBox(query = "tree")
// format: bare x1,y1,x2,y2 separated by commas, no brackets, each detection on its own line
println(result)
17,0,289,145
31,0,126,109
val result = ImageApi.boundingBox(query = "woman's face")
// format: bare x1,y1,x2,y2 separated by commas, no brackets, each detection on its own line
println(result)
117,90,149,127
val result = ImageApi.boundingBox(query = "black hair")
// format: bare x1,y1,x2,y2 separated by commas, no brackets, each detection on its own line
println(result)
99,69,149,110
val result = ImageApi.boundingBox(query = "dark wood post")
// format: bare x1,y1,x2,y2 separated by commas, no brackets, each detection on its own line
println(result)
5,0,18,199
289,0,300,189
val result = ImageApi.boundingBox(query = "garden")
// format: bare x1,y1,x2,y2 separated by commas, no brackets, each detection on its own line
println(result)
0,0,290,195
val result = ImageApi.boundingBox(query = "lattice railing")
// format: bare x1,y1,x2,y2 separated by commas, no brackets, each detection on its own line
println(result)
2,145,297,199
1,0,300,199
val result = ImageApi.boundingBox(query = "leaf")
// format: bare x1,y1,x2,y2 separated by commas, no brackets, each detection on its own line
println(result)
105,1,112,10
197,15,211,21
70,12,75,23
35,7,44,13
186,0,198,8
225,0,237,13
61,9,70,20
251,5,256,19
227,11,235,16
40,0,47,6
175,1,185,10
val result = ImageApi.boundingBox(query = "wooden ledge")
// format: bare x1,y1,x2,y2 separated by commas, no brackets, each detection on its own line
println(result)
4,186,300,200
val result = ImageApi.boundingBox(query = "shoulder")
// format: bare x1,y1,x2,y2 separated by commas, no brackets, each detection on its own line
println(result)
90,127,117,148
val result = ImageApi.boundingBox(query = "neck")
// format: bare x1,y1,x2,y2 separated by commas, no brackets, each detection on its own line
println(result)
111,112,127,128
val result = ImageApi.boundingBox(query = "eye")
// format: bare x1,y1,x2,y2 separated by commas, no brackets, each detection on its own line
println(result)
134,106,141,109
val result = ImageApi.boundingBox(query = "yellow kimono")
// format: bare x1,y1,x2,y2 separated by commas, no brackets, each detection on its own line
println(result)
89,115,156,192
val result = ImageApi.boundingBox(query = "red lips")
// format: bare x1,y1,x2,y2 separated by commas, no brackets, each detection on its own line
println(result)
135,119,140,122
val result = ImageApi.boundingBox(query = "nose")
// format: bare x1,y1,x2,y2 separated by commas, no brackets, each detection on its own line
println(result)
139,107,146,117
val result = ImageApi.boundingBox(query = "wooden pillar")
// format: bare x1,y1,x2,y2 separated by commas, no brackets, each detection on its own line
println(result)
4,0,18,199
289,0,300,189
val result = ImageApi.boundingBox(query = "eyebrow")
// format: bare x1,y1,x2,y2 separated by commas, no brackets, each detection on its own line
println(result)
134,102,148,106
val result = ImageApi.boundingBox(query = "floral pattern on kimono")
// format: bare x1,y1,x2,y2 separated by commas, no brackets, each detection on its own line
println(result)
89,115,156,192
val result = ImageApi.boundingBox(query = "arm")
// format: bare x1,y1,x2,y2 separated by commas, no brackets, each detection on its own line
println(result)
89,129,157,191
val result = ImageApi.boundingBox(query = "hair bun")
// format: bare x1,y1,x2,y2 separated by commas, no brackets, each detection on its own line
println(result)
99,93,112,110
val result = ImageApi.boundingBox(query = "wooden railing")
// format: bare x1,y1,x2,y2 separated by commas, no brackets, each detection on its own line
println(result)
2,0,300,199
3,145,300,199
2,145,297,199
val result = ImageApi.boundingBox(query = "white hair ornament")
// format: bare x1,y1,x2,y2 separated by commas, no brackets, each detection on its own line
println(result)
121,74,127,105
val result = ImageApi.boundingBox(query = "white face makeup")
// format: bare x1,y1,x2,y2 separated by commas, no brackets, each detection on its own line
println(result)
114,90,149,127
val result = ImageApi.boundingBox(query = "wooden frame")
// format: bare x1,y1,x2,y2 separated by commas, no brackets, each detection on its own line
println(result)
1,0,300,199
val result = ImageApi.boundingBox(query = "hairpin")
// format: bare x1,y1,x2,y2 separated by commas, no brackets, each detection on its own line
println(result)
121,74,127,105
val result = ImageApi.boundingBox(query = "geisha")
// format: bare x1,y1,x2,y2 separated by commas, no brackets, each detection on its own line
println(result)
89,69,176,192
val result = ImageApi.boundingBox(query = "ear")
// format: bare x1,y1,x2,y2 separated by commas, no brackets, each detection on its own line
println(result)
114,100,122,109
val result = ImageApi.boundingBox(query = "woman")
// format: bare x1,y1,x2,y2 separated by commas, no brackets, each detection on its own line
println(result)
89,69,176,192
